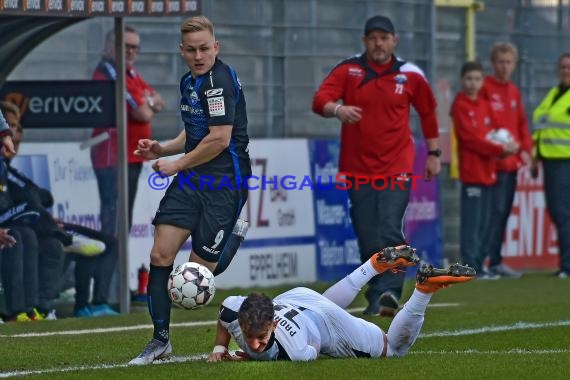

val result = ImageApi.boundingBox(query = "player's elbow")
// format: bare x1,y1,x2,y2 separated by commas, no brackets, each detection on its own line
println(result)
209,126,232,152
131,106,153,123
212,133,231,152
311,96,325,116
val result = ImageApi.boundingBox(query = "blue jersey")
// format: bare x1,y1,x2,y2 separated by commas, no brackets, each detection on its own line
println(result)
179,58,251,187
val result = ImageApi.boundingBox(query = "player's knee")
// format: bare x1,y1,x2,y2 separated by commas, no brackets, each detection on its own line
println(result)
150,249,175,266
386,343,408,358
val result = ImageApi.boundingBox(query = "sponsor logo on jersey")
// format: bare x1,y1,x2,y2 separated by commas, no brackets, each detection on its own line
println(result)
206,88,223,97
190,90,199,102
395,74,407,84
348,67,363,77
207,96,225,116
201,245,220,255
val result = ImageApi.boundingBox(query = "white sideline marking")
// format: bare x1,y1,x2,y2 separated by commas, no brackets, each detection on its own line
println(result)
412,349,570,355
0,304,458,339
420,320,570,338
0,320,216,338
0,354,207,378
2,348,569,378
346,302,459,314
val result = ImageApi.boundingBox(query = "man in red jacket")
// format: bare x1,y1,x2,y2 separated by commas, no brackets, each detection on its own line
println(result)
80,26,165,317
480,42,532,278
312,15,441,317
451,61,518,275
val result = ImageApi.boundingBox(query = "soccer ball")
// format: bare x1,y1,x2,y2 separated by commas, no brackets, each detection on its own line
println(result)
487,128,514,144
167,262,216,309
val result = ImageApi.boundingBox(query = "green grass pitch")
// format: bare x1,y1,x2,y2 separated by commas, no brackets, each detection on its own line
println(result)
1,272,568,379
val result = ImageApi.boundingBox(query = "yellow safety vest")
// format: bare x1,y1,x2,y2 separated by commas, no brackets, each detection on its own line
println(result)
532,86,570,159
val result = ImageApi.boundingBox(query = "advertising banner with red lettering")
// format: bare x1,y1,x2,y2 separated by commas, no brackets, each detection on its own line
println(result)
501,164,559,270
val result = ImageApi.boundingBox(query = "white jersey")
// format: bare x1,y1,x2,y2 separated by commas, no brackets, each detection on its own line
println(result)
219,287,385,361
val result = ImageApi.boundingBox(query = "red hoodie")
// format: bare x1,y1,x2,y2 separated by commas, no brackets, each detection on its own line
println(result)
312,55,438,177
480,76,532,172
451,92,505,185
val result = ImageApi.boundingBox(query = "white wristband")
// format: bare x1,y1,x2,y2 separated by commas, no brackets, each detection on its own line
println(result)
333,104,342,117
212,345,227,354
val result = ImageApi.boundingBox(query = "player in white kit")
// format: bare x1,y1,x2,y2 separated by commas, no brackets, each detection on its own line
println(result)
208,245,475,361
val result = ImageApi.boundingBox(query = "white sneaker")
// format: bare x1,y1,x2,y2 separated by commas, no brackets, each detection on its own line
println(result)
63,234,106,256
44,309,57,320
489,264,522,279
129,339,172,365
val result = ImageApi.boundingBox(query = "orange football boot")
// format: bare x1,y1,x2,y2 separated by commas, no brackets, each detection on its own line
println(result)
415,263,476,293
370,245,420,274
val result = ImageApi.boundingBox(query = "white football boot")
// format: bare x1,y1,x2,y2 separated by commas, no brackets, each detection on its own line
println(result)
129,339,172,365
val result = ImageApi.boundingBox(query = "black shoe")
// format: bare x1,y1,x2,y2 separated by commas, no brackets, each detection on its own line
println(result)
378,291,399,317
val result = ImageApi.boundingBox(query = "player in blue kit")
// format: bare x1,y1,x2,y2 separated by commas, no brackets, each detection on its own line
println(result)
208,246,475,362
129,16,251,365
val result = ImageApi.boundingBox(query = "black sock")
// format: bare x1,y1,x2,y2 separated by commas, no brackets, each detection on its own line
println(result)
147,264,173,343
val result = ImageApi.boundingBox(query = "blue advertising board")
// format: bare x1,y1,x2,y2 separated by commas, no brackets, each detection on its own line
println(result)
310,139,443,282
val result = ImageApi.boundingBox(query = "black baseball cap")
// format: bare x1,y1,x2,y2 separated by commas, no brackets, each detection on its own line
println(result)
364,15,395,35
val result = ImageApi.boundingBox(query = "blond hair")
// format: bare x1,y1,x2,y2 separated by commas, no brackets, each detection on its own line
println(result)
490,42,518,62
180,16,214,37
0,101,21,121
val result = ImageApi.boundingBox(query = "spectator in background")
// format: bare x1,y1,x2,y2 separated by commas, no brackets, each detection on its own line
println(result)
0,108,21,320
91,25,165,230
1,102,105,320
480,42,532,278
4,118,62,320
531,52,570,279
0,102,39,322
0,227,24,322
312,15,441,317
0,108,16,158
80,25,165,317
450,62,519,278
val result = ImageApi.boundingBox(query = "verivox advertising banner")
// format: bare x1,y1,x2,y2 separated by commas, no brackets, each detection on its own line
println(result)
0,81,115,129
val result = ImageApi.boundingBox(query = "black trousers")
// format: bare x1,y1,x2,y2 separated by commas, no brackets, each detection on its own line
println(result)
482,172,517,267
348,180,411,313
543,159,570,273
460,183,492,272
0,229,24,316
